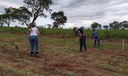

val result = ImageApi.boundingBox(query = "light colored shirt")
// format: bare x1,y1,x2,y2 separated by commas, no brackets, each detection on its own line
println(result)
29,27,39,36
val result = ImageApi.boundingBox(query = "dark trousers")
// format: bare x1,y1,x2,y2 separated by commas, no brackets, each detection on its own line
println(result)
94,37,100,47
30,36,39,54
79,36,86,52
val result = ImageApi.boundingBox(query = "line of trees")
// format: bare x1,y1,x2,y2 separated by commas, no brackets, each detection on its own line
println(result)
0,0,67,28
91,21,128,30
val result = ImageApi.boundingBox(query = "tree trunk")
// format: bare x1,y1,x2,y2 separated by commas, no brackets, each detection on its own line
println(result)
7,24,9,27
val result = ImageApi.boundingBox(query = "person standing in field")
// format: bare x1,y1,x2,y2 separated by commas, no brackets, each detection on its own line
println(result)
28,23,40,57
73,27,87,52
92,29,100,48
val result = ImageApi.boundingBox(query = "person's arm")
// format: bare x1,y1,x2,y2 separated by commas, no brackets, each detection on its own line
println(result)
28,28,31,41
36,28,39,35
37,30,40,35
74,31,79,41
28,28,31,36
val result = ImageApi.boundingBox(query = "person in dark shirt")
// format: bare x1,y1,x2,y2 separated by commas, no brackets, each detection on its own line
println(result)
92,29,100,48
73,27,87,52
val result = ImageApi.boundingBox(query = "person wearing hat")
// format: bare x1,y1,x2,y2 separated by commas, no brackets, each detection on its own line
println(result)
73,27,87,52
92,29,100,48
28,23,40,57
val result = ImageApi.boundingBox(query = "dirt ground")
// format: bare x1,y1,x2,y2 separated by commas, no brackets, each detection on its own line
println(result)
0,34,128,76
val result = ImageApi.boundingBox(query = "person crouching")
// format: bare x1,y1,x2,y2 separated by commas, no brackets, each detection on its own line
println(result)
73,27,87,52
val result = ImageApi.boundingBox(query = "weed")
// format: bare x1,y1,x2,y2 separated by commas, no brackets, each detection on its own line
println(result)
71,48,78,54
8,66,43,76
8,66,32,76
23,60,31,65
125,64,128,73
96,62,113,71
67,71,76,76
114,56,124,62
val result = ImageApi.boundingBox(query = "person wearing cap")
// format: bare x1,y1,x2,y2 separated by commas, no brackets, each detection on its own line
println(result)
92,29,100,48
73,27,87,52
28,23,40,57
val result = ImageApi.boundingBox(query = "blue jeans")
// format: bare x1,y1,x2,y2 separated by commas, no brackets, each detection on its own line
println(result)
29,36,39,53
94,37,100,47
80,36,86,52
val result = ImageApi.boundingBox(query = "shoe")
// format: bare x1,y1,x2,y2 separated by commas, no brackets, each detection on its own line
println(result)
30,52,34,56
36,54,40,57
35,52,39,54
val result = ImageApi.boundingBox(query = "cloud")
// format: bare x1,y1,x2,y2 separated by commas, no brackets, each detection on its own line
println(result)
0,0,128,28
0,0,23,8
51,0,128,28
0,0,23,14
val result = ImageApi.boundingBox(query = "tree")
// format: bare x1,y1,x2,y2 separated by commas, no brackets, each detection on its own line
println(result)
47,24,52,28
0,15,4,27
120,21,128,29
14,7,32,27
103,25,108,30
91,22,101,29
3,0,53,28
51,11,67,28
98,24,101,30
4,7,32,27
4,7,17,27
0,14,11,27
109,21,121,29
23,0,52,27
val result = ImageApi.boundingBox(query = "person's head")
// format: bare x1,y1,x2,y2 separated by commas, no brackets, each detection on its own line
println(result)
80,26,84,30
93,29,95,32
73,27,78,31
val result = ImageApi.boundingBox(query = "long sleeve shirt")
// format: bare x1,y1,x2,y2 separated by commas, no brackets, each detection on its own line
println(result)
92,31,99,38
75,28,85,39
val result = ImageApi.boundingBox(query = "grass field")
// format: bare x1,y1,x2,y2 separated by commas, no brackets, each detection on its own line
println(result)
0,29,128,76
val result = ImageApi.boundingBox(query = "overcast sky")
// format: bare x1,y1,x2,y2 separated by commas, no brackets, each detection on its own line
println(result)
0,0,128,28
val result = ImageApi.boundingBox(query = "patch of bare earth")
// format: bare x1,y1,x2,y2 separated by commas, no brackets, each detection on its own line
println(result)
0,37,127,76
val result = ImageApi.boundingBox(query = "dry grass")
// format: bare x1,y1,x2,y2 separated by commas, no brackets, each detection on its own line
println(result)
0,33,128,76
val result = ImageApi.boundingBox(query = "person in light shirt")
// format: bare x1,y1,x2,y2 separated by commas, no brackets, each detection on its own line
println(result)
28,23,40,56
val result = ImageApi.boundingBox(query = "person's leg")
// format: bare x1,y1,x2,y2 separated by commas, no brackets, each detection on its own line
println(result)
83,36,87,51
94,37,97,48
98,37,100,45
95,37,99,47
35,36,39,55
80,39,83,52
30,36,34,55
97,37,100,47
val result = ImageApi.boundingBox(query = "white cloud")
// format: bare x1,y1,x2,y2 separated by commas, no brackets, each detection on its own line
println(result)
0,0,22,8
0,0,128,28
62,0,128,28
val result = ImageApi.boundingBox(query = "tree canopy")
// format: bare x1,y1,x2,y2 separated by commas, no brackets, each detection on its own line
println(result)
4,7,32,27
23,0,53,27
1,0,53,28
91,22,101,29
120,21,128,29
109,21,121,29
51,11,67,28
